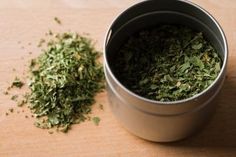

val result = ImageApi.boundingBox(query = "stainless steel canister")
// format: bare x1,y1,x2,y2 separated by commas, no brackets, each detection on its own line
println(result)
104,0,228,142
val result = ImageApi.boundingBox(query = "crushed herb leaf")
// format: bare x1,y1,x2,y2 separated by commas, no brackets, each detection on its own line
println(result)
3,91,9,95
17,99,26,107
113,25,222,101
87,116,91,121
29,32,104,132
99,104,104,110
9,108,14,113
49,30,53,36
92,117,100,126
11,95,18,101
38,39,46,47
54,17,61,25
11,77,24,88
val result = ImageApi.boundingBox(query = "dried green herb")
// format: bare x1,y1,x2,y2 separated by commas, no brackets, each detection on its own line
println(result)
54,17,61,25
99,104,104,110
113,25,222,101
92,117,100,126
9,108,14,113
17,99,26,107
29,32,104,132
3,91,9,95
11,77,24,88
37,39,46,47
48,30,53,36
11,95,18,101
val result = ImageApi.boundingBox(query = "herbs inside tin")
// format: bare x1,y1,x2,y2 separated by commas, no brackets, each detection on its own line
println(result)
113,25,222,101
29,32,104,132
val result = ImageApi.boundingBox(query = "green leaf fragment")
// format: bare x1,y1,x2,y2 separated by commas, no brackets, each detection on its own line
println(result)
54,17,61,25
11,77,24,88
192,43,203,50
3,91,9,95
92,117,100,126
11,95,18,101
215,62,221,73
180,62,190,72
9,108,14,113
191,56,204,70
17,99,26,107
99,104,104,110
150,84,158,90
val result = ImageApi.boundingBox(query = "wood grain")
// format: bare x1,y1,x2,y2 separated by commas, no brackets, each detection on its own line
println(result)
0,0,235,156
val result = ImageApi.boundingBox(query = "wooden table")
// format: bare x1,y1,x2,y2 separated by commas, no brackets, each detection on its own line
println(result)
0,0,235,156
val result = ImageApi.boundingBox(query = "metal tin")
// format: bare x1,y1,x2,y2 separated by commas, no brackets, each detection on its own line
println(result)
104,0,228,142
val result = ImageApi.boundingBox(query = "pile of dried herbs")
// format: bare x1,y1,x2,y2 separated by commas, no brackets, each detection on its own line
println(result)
113,25,222,101
29,32,104,132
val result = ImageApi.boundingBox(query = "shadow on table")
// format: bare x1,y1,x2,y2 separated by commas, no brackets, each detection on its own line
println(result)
166,77,236,147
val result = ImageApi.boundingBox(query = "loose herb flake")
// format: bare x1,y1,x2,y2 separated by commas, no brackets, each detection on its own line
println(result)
9,108,14,113
37,39,46,47
99,104,104,110
11,77,24,88
48,30,53,36
3,91,9,95
11,95,18,101
54,17,61,25
17,99,26,107
92,117,100,126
